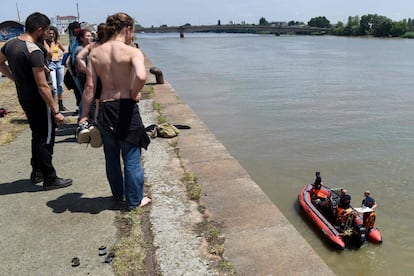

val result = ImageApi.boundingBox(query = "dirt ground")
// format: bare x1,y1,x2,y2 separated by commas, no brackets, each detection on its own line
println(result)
0,35,70,145
0,77,27,145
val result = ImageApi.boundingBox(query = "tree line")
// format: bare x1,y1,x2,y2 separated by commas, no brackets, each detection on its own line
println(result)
260,15,414,38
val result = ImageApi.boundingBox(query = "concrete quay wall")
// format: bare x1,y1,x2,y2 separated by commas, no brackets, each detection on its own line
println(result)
145,58,334,275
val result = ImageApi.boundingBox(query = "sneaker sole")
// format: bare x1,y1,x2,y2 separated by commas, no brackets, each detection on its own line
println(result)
77,129,91,144
89,126,102,148
31,177,44,184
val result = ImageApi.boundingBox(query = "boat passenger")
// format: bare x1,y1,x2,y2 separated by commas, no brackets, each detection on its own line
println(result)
361,191,377,228
337,189,352,223
361,190,377,209
338,189,351,209
313,171,323,190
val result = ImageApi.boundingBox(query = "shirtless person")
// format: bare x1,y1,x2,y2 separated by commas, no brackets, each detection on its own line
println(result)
80,12,151,210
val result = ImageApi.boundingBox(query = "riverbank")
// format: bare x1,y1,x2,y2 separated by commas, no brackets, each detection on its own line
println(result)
143,57,334,274
0,53,334,274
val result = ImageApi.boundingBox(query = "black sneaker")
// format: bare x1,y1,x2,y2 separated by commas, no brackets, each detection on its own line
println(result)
43,177,73,191
30,170,44,184
59,104,68,112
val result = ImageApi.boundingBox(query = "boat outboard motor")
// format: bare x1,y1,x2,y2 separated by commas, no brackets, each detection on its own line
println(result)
330,195,338,220
354,223,367,247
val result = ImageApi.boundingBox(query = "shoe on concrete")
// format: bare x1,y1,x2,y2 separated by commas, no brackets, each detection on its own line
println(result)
43,177,73,191
88,124,102,148
59,104,68,112
30,170,44,184
76,121,91,144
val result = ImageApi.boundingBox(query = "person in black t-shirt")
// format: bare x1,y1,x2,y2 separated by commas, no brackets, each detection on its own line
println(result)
0,12,72,190
338,189,351,209
313,171,323,190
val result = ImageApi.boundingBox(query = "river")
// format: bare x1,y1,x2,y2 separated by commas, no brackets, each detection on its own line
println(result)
138,33,414,275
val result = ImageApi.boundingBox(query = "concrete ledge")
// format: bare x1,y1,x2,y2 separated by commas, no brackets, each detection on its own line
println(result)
146,61,334,275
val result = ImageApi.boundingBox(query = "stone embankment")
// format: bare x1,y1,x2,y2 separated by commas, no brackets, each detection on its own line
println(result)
143,57,334,275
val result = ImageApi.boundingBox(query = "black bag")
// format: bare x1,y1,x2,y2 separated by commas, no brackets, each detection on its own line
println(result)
64,70,75,90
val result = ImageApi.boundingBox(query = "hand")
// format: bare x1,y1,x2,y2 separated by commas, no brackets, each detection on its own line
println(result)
54,112,65,125
78,117,88,124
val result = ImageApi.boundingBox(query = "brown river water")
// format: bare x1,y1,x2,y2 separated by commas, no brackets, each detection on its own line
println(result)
139,33,414,275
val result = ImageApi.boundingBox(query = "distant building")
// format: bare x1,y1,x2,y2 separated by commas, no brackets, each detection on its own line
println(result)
51,15,78,34
0,20,24,40
270,21,288,27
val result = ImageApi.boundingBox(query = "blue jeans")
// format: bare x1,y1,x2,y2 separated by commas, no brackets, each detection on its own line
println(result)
74,76,84,117
101,129,144,209
48,61,64,97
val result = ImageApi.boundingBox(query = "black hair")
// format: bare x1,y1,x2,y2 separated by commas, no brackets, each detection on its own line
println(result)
96,23,106,42
25,12,50,33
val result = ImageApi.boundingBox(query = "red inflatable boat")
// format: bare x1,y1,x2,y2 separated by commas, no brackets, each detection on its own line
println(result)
298,184,382,249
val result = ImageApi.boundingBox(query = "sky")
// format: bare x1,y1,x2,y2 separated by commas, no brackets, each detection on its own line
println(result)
1,1,413,27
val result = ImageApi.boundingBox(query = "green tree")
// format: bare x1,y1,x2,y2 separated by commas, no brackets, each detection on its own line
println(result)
390,20,409,37
288,20,302,26
360,14,377,35
333,13,412,38
407,18,414,30
308,16,330,28
259,17,269,26
332,21,345,35
344,16,362,36
371,16,392,37
360,14,393,37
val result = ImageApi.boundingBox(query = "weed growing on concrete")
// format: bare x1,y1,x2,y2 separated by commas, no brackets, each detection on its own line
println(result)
182,171,202,200
183,171,197,182
196,220,225,256
150,90,235,275
194,219,236,274
215,259,236,275
198,204,207,214
157,114,167,124
112,209,146,275
189,182,202,200
152,102,161,112
141,85,154,99
170,139,180,157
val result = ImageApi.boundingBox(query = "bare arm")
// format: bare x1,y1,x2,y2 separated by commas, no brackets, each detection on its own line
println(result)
57,41,66,53
131,49,147,101
80,55,96,122
76,44,91,74
32,67,64,124
0,52,15,81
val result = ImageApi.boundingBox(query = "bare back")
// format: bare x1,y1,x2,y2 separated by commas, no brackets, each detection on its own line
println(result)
89,40,146,101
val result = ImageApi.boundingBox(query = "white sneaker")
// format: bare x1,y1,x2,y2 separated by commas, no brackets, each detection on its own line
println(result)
76,121,91,144
89,124,102,148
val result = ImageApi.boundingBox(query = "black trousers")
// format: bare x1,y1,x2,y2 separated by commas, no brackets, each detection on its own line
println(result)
19,99,57,181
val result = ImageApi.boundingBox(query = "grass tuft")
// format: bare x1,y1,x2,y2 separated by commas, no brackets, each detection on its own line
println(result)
182,172,202,200
112,209,146,275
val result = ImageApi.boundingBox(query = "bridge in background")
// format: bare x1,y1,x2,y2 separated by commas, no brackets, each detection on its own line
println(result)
136,24,330,37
